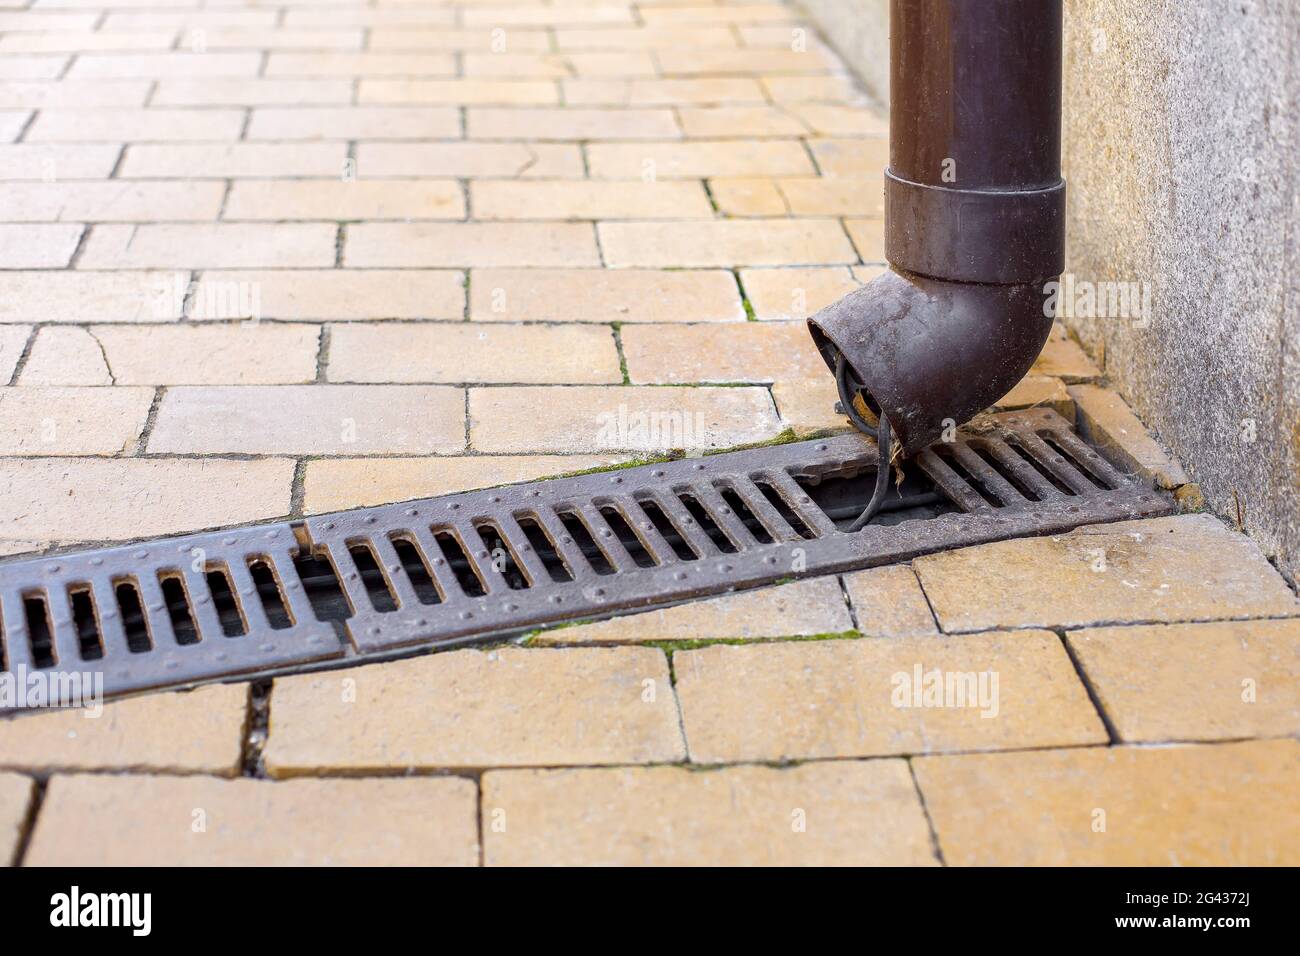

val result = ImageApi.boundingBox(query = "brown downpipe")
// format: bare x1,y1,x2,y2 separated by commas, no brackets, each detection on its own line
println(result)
807,0,1065,461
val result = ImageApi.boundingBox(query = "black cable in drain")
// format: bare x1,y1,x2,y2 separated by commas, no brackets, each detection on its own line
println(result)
834,351,897,531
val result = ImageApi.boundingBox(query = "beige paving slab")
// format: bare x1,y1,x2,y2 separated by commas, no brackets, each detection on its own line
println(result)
0,143,122,181
565,77,767,106
202,28,365,51
16,326,112,385
224,180,465,221
265,647,684,774
0,181,225,222
0,110,29,143
1070,383,1189,489
246,106,460,141
0,12,98,30
327,322,621,384
191,269,465,321
785,103,888,137
0,773,33,866
103,11,278,29
153,78,354,107
90,324,321,385
842,565,940,638
68,52,262,79
709,176,787,215
534,577,854,645
599,219,857,267
0,325,31,382
148,384,465,455
466,106,678,140
0,55,68,80
1032,336,1103,381
993,373,1074,418
914,514,1300,632
369,27,551,52
304,453,624,514
843,217,885,262
0,270,179,323
622,320,826,383
78,224,338,269
356,142,584,178
553,26,739,50
284,10,457,30
469,267,743,323
588,139,814,178
0,80,150,109
676,105,807,137
463,52,658,79
470,180,711,219
770,376,851,436
762,75,863,103
359,78,559,105
0,223,83,268
0,31,175,53
119,142,348,179
0,386,153,455
658,47,837,77
0,457,294,542
676,631,1107,763
483,760,937,866
469,384,781,453
1067,618,1300,743
0,685,247,775
914,739,1300,865
25,108,245,142
780,176,884,216
26,774,479,866
740,265,860,320
461,3,634,27
346,222,600,268
810,137,889,177
265,52,457,77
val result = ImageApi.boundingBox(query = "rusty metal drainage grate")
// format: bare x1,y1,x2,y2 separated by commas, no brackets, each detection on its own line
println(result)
0,409,1173,712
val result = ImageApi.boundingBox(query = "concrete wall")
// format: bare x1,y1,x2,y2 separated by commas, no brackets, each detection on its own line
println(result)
802,0,1300,579
800,0,889,106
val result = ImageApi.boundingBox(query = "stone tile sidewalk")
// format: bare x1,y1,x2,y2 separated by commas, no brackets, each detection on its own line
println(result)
2,0,1297,866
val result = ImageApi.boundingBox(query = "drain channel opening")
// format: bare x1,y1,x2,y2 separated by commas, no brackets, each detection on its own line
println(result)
556,510,615,575
515,516,574,582
291,550,352,623
431,530,487,597
1040,433,1114,489
792,464,956,531
635,498,698,560
205,565,247,636
971,445,1041,502
752,480,815,539
473,524,528,590
347,542,398,612
248,558,293,630
114,579,153,653
1007,440,1076,496
714,485,773,543
596,505,656,568
158,573,200,645
677,492,739,553
23,593,56,668
390,535,444,603
930,446,1002,509
69,586,104,660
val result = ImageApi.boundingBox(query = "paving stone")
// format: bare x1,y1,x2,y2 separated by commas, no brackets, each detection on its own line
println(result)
246,106,460,141
0,271,178,324
0,324,32,382
0,80,150,109
0,223,83,268
621,320,826,383
740,265,860,320
462,52,657,79
842,565,940,638
16,327,112,385
359,78,559,105
676,105,807,138
470,180,711,220
1069,383,1190,489
1032,336,1102,381
914,739,1300,865
153,78,354,107
676,630,1107,763
780,176,884,216
191,269,464,321
224,180,464,221
708,176,787,216
533,577,854,645
599,219,857,268
1067,618,1300,743
356,142,584,178
482,760,937,866
0,56,68,80
993,373,1074,418
119,142,347,178
265,52,456,77
809,137,890,176
565,78,767,106
346,222,600,268
762,74,861,103
0,181,225,222
25,108,245,142
264,647,684,774
843,217,885,262
0,685,247,775
148,385,465,455
78,223,338,269
285,9,456,29
68,52,261,79
554,26,738,50
914,514,1300,632
770,376,850,436
785,103,888,136
0,110,29,143
90,323,321,385
461,3,633,27
587,139,813,178
640,3,796,25
202,28,365,51
467,106,678,140
327,322,621,384
370,27,551,52
0,457,293,542
0,386,153,455
304,453,623,514
469,267,743,323
26,774,479,866
657,48,837,76
469,384,781,453
0,773,33,866
0,143,122,181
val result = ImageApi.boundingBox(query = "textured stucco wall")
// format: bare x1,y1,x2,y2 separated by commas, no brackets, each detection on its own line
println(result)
802,0,1300,579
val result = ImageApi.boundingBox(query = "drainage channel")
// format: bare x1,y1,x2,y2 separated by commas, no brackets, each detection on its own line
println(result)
0,409,1173,713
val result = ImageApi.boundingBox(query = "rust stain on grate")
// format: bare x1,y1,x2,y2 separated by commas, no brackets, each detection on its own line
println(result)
0,409,1174,712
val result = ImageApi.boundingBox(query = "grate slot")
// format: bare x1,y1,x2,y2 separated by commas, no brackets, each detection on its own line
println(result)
556,510,616,575
363,535,425,610
728,479,805,543
389,535,446,603
406,525,476,600
1,592,30,671
530,509,596,581
430,529,487,597
158,574,200,646
595,504,657,568
1004,439,1076,496
634,496,698,561
985,438,1067,500
914,449,990,512
346,541,400,612
926,446,1001,509
290,550,353,623
752,478,816,539
473,523,528,591
511,516,573,583
574,503,638,572
247,558,293,630
224,559,272,633
950,444,1024,506
42,585,84,666
766,470,837,537
114,580,153,654
205,565,248,636
492,514,558,585
677,490,740,554
1042,428,1124,490
1013,430,1098,495
67,586,104,661
24,593,56,668
714,484,774,544
645,490,719,558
